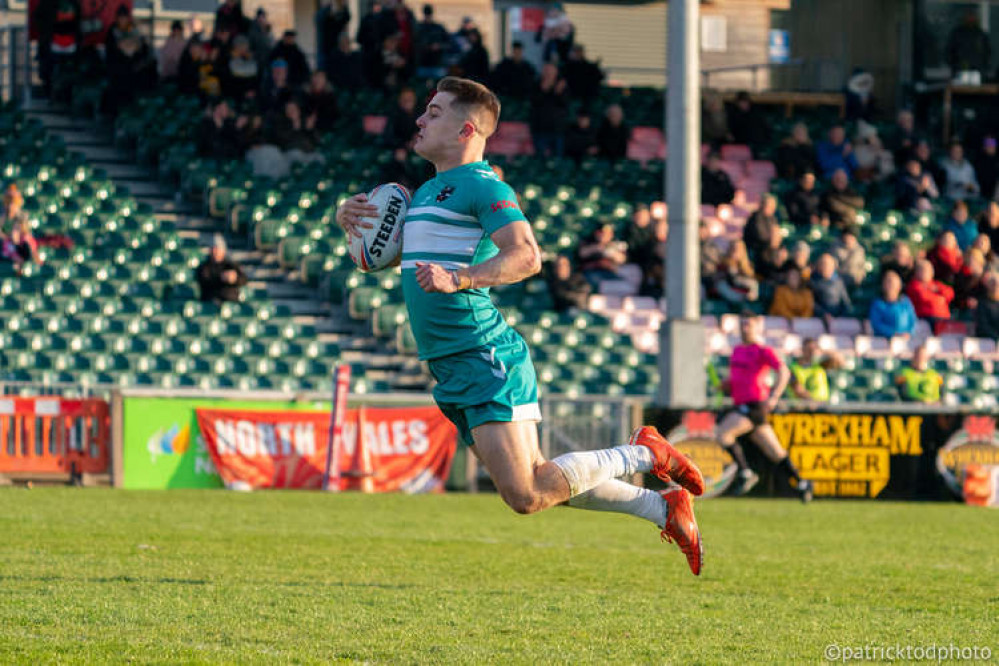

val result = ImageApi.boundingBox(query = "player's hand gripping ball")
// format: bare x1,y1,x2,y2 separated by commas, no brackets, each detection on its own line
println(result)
340,183,411,272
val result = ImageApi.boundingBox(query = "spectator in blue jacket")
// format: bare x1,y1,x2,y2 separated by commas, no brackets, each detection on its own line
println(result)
945,200,978,251
816,125,858,178
810,252,852,318
869,270,917,338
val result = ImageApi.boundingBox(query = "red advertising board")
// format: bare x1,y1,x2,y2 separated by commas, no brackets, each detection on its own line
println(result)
195,406,458,492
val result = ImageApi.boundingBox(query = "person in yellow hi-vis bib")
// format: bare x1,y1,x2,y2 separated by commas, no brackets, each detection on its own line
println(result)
895,344,943,404
789,338,844,403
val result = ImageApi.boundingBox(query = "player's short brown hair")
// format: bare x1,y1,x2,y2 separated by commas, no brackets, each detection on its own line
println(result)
436,76,501,137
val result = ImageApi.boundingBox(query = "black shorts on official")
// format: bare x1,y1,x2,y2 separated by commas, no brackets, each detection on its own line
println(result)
731,401,770,427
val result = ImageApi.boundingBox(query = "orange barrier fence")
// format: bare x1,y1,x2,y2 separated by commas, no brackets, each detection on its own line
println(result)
0,398,111,475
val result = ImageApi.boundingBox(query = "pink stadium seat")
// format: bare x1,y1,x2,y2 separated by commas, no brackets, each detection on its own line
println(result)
700,204,716,218
746,160,777,180
623,296,658,312
763,316,790,332
721,144,752,162
963,337,998,359
817,334,855,352
718,160,745,183
706,330,732,355
829,318,863,336
701,314,719,329
587,294,623,313
631,126,664,145
914,320,932,340
719,313,740,335
855,335,891,357
790,317,825,337
924,335,963,358
362,115,387,134
626,140,661,163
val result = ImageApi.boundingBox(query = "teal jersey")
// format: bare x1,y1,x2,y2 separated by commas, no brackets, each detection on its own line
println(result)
401,161,528,360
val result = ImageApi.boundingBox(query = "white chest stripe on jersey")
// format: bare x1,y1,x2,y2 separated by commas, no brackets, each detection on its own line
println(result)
407,206,477,222
400,259,470,270
402,219,484,256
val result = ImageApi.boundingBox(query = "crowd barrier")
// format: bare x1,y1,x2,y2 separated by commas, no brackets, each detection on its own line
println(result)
0,397,111,481
648,404,999,505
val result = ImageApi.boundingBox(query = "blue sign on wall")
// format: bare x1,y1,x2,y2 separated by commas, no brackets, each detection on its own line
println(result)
769,29,790,64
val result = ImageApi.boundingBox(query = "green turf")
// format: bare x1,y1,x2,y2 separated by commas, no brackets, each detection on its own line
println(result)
0,489,996,664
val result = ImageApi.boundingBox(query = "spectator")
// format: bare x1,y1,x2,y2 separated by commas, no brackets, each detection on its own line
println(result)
785,170,822,228
104,5,157,115
547,255,591,312
869,270,917,338
885,109,919,165
490,41,537,99
701,94,732,148
789,337,842,403
328,34,365,90
34,0,81,99
247,9,274,71
955,248,987,310
928,230,963,285
564,110,598,163
356,1,384,70
369,32,408,90
538,6,574,63
270,30,310,87
946,10,991,75
896,344,942,404
197,235,247,304
215,0,249,37
713,240,759,305
775,123,816,180
596,104,630,161
881,240,916,283
816,125,857,178
268,99,324,166
159,20,187,82
316,0,350,73
972,233,994,266
742,193,778,261
781,240,812,282
699,219,724,292
755,227,787,286
196,99,242,161
727,91,768,154
852,122,893,183
819,168,864,231
222,35,260,102
382,87,419,149
301,70,339,132
624,204,654,264
258,59,293,113
2,183,24,226
810,253,852,318
769,266,814,319
413,4,449,80
177,39,214,98
914,139,945,187
974,272,999,338
561,45,603,102
978,200,999,250
974,135,998,200
831,226,867,289
451,16,478,60
639,218,669,298
844,69,876,122
576,223,628,289
939,142,979,201
530,63,569,157
381,0,416,66
906,259,954,326
380,146,424,192
701,152,736,206
944,200,977,251
894,158,939,213
457,29,489,83
209,25,234,80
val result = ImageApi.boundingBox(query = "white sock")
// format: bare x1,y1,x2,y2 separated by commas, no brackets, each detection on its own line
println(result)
568,480,667,528
550,445,654,497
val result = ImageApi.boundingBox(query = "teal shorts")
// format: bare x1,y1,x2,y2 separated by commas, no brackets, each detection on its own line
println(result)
428,327,541,447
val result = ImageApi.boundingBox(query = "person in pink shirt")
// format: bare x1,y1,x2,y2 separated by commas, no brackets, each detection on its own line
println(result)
715,315,813,502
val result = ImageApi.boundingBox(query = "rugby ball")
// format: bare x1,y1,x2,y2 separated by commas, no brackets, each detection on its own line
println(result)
348,183,411,272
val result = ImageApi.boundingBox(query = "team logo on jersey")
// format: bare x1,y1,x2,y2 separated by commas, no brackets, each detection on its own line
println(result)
436,186,455,202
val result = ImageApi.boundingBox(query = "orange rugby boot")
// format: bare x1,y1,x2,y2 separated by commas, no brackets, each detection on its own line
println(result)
660,484,704,576
628,426,705,496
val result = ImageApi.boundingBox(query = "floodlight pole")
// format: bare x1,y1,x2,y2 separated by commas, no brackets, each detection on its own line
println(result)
657,0,706,409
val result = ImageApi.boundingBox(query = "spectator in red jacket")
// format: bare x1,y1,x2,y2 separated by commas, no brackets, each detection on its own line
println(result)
927,230,964,285
906,259,955,326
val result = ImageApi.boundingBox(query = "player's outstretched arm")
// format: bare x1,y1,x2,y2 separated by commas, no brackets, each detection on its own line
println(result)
416,221,541,293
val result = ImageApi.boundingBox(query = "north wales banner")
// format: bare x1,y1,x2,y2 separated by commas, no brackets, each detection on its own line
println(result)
195,406,458,493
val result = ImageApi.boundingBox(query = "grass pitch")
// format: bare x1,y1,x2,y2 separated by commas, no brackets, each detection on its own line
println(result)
1,489,996,664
